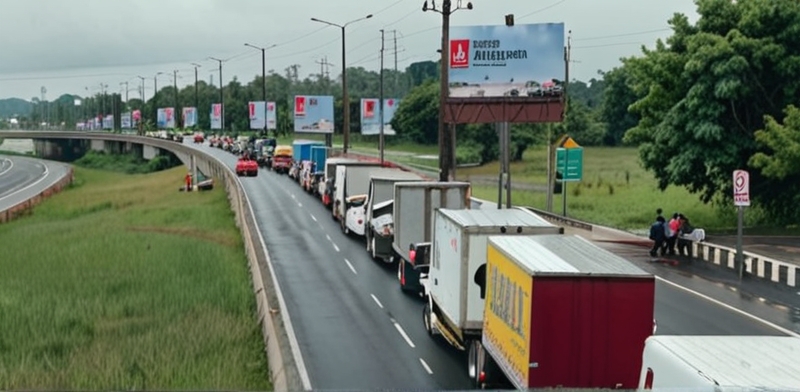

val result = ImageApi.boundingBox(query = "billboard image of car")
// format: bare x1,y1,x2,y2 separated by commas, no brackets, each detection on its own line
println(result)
294,95,335,133
447,23,565,99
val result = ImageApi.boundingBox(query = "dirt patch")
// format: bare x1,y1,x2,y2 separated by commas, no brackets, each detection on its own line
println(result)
127,226,238,248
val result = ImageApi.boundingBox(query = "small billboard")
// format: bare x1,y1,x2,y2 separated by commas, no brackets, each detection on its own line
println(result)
360,98,400,136
249,101,266,130
267,101,277,130
210,103,222,130
183,107,197,128
121,112,132,129
294,95,334,133
448,23,565,99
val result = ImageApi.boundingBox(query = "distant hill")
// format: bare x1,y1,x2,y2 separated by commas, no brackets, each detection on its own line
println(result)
0,98,32,118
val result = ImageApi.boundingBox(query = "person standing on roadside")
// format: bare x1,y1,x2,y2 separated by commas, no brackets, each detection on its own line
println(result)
185,172,192,192
665,212,680,255
649,216,667,257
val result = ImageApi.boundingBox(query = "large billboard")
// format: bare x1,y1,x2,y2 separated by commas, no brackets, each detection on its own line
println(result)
210,104,222,130
249,101,266,130
293,95,334,133
103,114,113,129
183,107,197,128
157,108,176,129
132,110,141,128
360,98,400,136
448,23,565,99
267,101,277,130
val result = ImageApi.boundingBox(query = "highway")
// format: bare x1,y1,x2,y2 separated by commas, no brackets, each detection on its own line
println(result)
189,141,796,389
0,155,70,212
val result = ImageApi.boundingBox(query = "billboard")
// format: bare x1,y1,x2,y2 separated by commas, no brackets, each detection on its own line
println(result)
157,108,166,128
293,95,334,133
210,103,222,130
121,112,132,129
183,107,197,128
249,101,266,130
267,101,277,130
447,23,565,99
132,110,141,128
103,114,113,129
360,98,400,135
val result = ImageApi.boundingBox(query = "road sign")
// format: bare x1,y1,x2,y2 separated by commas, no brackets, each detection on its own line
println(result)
733,170,750,206
561,136,580,149
556,147,583,182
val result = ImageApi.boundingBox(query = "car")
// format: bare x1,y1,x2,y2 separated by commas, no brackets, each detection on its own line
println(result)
194,133,204,143
235,157,258,177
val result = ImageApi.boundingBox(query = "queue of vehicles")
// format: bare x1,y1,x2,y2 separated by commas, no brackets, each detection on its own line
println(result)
190,134,800,391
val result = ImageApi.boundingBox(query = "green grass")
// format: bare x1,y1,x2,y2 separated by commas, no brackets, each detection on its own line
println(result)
0,167,270,390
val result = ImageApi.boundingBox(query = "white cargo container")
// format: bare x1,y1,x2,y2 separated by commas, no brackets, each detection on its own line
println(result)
426,208,563,350
638,335,800,391
363,170,427,259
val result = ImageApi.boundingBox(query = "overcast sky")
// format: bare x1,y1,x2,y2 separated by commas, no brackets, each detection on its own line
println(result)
0,0,699,101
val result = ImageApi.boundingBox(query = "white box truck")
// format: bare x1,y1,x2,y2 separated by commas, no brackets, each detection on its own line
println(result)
423,208,563,351
638,335,800,391
332,163,385,234
363,170,427,260
393,181,472,295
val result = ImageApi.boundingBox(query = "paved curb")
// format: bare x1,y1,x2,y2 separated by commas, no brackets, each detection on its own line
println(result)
0,162,74,224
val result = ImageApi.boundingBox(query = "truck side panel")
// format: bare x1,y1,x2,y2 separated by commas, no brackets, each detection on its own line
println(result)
483,243,534,391
430,210,464,330
393,186,427,259
527,277,655,388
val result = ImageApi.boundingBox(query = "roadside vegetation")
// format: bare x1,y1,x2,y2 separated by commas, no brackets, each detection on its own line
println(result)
73,150,180,174
0,166,270,390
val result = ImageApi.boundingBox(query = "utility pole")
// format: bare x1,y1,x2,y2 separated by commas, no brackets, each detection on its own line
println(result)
393,30,399,94
379,29,386,164
173,70,179,128
191,63,201,110
209,57,225,132
245,43,275,136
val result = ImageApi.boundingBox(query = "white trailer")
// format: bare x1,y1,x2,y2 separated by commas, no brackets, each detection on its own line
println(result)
332,163,384,234
363,170,427,260
638,335,800,391
425,208,563,350
319,157,359,208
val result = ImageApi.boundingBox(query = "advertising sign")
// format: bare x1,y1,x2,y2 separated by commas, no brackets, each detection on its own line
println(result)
447,23,565,99
249,101,266,130
165,107,176,128
121,112,132,129
103,115,114,129
733,170,750,206
267,101,277,130
157,108,166,128
182,107,197,128
210,103,222,130
360,98,400,135
132,110,141,128
293,95,334,133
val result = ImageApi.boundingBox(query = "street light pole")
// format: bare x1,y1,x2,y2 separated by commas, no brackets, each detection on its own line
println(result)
423,0,473,181
209,57,225,133
191,63,201,110
379,29,385,164
311,14,373,154
245,43,276,136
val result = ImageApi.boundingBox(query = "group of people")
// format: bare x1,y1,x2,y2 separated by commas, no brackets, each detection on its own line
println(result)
649,208,703,258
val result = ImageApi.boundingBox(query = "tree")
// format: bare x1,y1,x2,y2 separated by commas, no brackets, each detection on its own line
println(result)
622,0,800,222
600,66,640,146
391,81,438,144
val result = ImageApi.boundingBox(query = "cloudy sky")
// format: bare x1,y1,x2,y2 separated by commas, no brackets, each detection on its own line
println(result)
0,0,699,101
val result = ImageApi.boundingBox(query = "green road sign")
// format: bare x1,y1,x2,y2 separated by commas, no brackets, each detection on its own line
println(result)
556,147,583,182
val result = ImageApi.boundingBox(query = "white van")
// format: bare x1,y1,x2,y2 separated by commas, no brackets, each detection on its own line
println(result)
638,335,800,391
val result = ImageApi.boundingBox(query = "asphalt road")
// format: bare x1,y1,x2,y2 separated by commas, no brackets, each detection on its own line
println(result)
187,142,797,390
0,155,69,211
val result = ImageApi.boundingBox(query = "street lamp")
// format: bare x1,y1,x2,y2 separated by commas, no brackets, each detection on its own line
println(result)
423,0,473,181
208,57,225,132
190,63,201,110
311,13,373,153
244,43,277,136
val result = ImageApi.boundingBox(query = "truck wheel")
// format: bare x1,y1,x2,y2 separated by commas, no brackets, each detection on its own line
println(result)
468,340,485,388
422,302,433,336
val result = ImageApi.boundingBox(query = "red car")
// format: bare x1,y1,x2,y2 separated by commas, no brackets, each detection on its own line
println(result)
235,157,258,177
193,133,204,143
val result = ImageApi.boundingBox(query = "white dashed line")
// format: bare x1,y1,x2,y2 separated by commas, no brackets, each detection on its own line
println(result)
298,202,303,207
392,319,416,348
310,214,317,222
326,234,332,242
291,194,296,199
371,294,384,309
419,358,433,374
332,243,340,252
344,258,357,275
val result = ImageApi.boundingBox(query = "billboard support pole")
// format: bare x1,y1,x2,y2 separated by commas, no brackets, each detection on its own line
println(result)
561,152,567,217
438,1,452,181
504,121,511,209
379,29,385,165
737,206,744,281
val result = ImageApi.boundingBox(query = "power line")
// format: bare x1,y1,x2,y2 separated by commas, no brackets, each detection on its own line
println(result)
383,9,417,27
573,28,672,42
573,41,645,49
518,0,568,20
373,0,408,16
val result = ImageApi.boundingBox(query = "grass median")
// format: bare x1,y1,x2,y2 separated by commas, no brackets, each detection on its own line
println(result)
0,166,270,390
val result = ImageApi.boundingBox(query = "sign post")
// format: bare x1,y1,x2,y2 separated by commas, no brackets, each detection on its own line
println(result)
733,170,750,281
555,136,583,217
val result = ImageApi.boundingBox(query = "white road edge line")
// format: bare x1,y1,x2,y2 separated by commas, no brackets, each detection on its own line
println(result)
656,276,800,338
370,294,384,309
0,158,14,177
310,214,317,222
213,152,313,390
0,160,50,202
332,243,340,252
393,321,416,348
419,358,433,375
344,258,357,275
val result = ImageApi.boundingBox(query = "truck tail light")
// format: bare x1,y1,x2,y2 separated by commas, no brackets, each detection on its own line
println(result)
357,219,363,225
643,368,654,389
400,264,405,286
409,249,416,263
479,371,486,384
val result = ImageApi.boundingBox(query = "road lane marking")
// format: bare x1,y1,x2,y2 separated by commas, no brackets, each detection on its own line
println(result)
291,194,296,199
326,234,332,242
344,258,357,275
0,161,50,202
0,158,13,177
656,276,800,337
391,319,416,348
371,294,384,309
419,358,433,374
332,242,340,252
298,202,302,207
310,214,317,222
